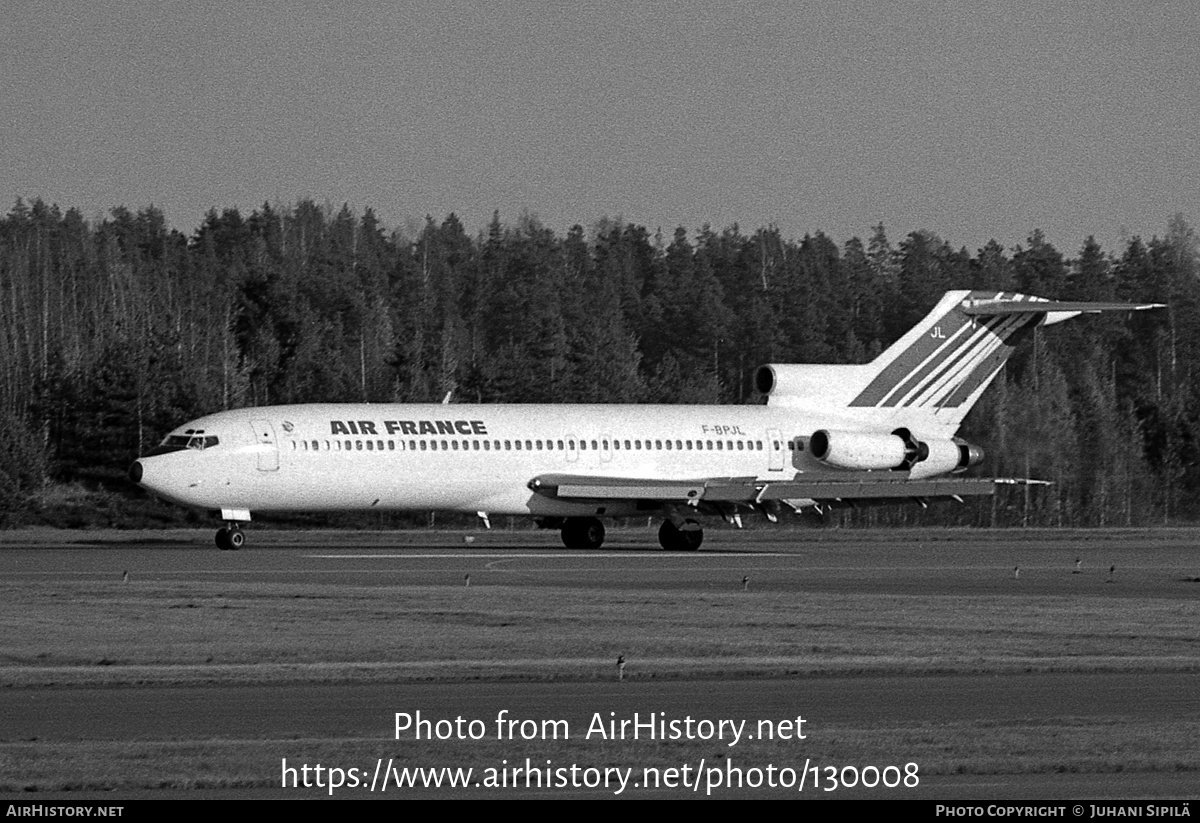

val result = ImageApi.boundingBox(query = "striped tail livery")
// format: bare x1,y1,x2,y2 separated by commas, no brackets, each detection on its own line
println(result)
757,290,1162,435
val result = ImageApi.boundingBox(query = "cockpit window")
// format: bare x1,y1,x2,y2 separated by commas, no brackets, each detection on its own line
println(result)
146,432,219,456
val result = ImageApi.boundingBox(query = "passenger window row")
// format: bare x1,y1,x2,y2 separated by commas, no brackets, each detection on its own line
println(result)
287,438,772,453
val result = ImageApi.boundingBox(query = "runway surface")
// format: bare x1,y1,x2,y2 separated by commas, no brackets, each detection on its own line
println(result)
3,525,1198,597
2,527,1199,799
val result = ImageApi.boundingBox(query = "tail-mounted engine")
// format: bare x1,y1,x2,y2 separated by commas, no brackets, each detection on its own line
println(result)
808,428,982,478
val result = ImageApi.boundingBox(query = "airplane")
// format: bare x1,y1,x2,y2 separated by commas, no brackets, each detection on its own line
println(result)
129,290,1162,551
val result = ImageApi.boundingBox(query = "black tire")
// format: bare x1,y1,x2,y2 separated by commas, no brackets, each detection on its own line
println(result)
228,529,245,550
562,516,605,549
215,528,232,551
658,519,682,551
579,517,605,549
659,519,704,551
679,518,704,551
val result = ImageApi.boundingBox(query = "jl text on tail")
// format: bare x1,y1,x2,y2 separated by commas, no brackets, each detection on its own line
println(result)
130,290,1162,550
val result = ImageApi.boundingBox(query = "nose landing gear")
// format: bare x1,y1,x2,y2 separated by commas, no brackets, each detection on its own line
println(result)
215,525,245,551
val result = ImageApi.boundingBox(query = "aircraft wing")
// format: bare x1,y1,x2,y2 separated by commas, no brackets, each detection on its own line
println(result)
527,473,1033,508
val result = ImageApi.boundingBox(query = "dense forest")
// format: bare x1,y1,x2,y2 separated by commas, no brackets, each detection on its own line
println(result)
1,199,1197,528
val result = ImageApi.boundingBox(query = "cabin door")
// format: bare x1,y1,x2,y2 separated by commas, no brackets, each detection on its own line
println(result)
251,419,279,471
767,429,784,471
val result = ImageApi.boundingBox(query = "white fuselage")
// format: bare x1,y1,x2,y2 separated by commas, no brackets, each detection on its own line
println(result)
134,402,877,518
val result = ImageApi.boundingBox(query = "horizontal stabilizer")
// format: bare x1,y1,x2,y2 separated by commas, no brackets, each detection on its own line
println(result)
961,300,1163,316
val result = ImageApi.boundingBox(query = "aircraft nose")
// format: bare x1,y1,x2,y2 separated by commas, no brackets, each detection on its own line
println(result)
129,460,143,484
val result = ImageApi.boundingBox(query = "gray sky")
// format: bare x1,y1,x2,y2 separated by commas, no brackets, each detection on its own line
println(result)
3,0,1197,255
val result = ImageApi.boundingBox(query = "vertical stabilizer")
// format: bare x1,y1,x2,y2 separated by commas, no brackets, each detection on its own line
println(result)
845,290,1040,425
757,290,1161,433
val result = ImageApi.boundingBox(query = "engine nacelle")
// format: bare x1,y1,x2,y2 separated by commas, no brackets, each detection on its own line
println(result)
908,437,985,479
809,430,911,470
809,429,983,476
755,363,879,407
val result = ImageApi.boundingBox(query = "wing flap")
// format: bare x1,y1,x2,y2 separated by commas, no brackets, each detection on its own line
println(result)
704,477,999,502
554,480,706,501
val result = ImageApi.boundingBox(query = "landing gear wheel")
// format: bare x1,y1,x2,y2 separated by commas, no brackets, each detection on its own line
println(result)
659,518,703,551
679,518,703,551
215,527,245,551
562,516,606,549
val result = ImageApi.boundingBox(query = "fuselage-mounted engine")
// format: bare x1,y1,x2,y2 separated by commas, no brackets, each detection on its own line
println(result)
808,427,983,479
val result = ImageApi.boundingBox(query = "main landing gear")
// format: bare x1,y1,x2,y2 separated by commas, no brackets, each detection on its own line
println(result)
658,518,704,551
557,516,705,551
561,516,605,550
215,525,245,551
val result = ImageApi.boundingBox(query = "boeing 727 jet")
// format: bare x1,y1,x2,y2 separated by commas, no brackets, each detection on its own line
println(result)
129,290,1160,550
